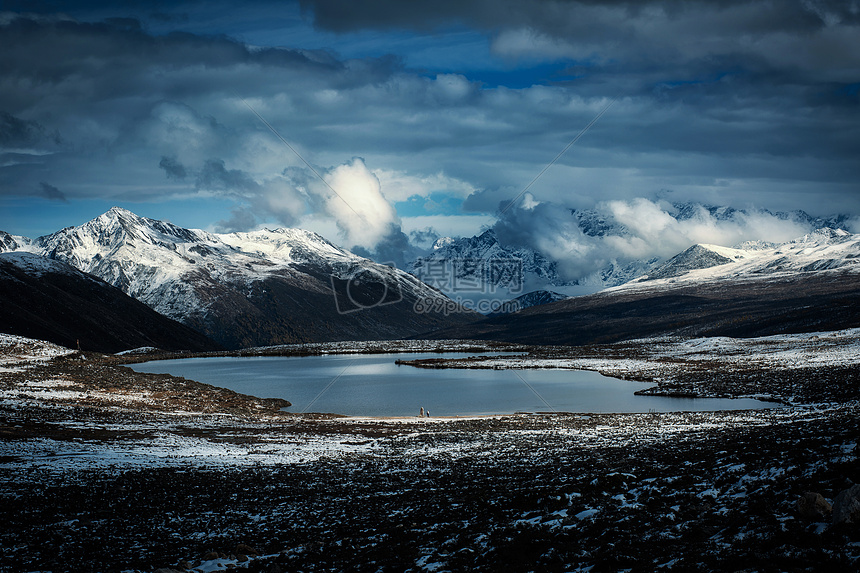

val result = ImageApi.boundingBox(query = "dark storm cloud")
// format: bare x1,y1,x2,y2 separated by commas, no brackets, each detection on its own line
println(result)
158,156,187,180
301,0,860,95
0,15,327,96
196,159,260,194
0,112,60,148
301,0,855,36
0,13,401,204
38,182,67,202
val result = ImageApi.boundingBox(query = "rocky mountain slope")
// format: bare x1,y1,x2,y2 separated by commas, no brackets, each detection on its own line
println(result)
425,228,860,345
0,252,220,353
1,208,476,349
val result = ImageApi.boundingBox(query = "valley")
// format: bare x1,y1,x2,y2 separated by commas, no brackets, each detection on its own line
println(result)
2,209,860,572
3,3,859,571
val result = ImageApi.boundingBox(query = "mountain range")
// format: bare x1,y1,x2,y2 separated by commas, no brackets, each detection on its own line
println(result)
2,206,859,352
412,203,852,309
425,228,860,345
1,208,476,350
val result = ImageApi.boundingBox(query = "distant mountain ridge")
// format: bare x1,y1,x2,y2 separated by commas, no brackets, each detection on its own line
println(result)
487,290,569,316
408,202,852,307
1,208,477,349
622,227,860,290
424,227,860,345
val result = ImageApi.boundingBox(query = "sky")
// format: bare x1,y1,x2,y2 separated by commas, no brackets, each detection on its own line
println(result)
1,0,859,277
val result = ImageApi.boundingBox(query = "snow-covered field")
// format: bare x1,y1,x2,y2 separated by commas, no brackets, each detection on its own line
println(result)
0,333,74,370
1,332,859,571
403,328,860,374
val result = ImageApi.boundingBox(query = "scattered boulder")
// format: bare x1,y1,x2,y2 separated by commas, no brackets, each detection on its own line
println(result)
833,484,860,524
603,472,635,491
797,492,832,520
236,543,259,556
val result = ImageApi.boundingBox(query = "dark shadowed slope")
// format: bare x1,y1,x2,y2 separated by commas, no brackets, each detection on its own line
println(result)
425,273,860,345
0,252,221,353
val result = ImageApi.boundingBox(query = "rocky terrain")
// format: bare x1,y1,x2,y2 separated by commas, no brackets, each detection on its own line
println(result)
1,333,859,571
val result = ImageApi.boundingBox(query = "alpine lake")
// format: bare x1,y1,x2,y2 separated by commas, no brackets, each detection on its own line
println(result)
130,352,780,417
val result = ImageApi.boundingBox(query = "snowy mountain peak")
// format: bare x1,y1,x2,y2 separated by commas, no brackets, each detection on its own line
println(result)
644,244,735,281
219,227,358,265
621,227,860,289
0,231,34,253
793,227,851,245
1,208,472,347
432,237,455,250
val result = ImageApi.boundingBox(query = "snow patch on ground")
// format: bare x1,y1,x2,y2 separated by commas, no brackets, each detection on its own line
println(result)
0,333,75,366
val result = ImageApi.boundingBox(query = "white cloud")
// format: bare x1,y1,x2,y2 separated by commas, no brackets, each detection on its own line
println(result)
372,168,477,202
845,217,860,234
494,197,837,282
601,198,817,260
314,157,400,250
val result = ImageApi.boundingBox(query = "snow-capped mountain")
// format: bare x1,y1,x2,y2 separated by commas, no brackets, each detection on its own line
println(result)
0,231,32,253
622,228,860,290
408,203,852,305
409,229,564,298
2,208,476,349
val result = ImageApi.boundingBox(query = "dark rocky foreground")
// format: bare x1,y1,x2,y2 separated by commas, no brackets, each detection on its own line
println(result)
1,408,859,572
1,342,859,572
2,410,859,572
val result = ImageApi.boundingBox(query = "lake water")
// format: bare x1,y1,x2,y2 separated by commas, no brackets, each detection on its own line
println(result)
130,353,779,417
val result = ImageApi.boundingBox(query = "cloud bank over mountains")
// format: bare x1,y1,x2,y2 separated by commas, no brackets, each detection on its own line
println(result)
1,1,858,278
